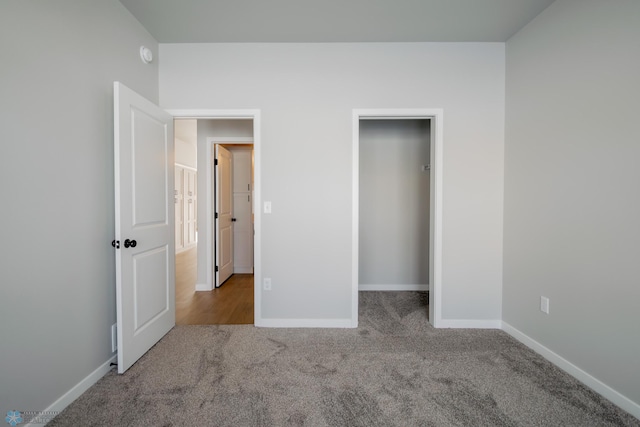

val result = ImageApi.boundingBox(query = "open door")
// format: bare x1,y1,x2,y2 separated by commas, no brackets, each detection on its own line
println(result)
114,82,175,373
215,145,234,287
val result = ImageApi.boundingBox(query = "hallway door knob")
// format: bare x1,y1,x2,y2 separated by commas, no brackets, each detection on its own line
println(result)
124,239,137,248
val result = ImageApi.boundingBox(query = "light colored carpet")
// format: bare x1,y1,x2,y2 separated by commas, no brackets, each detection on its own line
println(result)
49,292,638,426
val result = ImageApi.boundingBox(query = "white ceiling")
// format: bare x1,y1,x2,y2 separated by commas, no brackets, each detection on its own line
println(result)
119,0,555,43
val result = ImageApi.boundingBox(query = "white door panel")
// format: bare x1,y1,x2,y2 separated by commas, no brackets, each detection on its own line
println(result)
114,82,175,374
133,246,170,329
215,145,233,286
232,150,252,193
220,227,233,266
233,192,253,272
131,112,168,224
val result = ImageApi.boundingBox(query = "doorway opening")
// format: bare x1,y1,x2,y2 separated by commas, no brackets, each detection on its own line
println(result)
352,109,443,327
212,141,255,288
169,111,262,326
359,118,430,290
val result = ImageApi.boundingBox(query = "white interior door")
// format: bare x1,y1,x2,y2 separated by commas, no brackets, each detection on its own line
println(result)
114,82,175,374
215,145,234,286
233,192,253,272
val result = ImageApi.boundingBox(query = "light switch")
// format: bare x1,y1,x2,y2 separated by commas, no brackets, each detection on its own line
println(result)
264,201,272,214
540,296,550,314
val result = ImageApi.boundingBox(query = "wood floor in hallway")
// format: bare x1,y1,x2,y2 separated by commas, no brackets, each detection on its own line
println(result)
175,247,254,325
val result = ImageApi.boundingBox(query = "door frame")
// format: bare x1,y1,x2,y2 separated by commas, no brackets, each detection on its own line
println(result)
166,109,262,324
352,109,443,328
211,138,255,288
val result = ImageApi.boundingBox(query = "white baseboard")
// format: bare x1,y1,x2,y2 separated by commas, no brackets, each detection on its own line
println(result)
233,267,254,274
437,319,502,329
502,322,640,419
255,318,355,328
30,355,116,426
359,284,428,291
195,283,212,291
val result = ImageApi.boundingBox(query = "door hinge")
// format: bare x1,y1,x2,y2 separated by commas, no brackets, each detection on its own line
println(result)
215,266,219,272
214,159,218,166
215,212,218,219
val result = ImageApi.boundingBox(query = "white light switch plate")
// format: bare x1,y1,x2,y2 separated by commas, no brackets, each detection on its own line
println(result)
540,296,550,314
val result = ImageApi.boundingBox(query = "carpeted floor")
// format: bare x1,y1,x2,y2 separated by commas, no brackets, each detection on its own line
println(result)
49,292,638,426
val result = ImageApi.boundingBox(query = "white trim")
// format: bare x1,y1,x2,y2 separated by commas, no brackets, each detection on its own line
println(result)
207,142,215,289
28,356,116,426
352,108,444,329
167,109,262,325
359,284,429,291
351,113,360,328
166,109,259,119
209,137,254,143
437,319,502,329
174,163,197,171
256,318,354,328
430,112,444,328
502,322,640,419
359,116,432,120
195,283,211,291
234,267,254,274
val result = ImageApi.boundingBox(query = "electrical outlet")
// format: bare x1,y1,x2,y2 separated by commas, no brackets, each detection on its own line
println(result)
264,201,272,214
540,296,550,314
263,277,272,291
111,323,117,352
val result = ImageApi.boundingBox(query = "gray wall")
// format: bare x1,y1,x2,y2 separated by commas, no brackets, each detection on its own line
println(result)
0,0,158,416
359,120,430,287
160,43,505,321
504,0,640,406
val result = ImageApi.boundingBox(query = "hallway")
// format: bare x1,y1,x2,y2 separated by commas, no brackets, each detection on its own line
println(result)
175,247,254,325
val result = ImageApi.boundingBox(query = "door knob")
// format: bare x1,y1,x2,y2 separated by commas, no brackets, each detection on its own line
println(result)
111,240,120,249
124,239,137,248
231,218,237,222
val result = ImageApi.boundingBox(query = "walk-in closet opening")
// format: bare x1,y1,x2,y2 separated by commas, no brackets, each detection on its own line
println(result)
359,119,431,292
353,109,443,327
